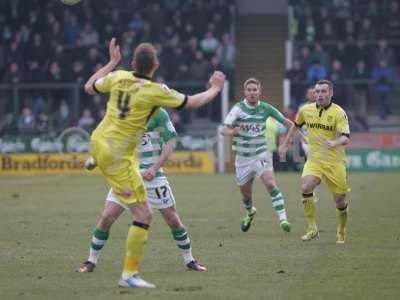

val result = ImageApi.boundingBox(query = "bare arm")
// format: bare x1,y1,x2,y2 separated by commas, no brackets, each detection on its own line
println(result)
142,139,177,181
84,38,121,95
220,125,240,136
324,134,350,148
184,71,226,109
278,123,302,159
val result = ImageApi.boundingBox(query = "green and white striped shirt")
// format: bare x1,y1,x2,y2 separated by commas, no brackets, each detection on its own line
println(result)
138,108,176,182
224,99,285,165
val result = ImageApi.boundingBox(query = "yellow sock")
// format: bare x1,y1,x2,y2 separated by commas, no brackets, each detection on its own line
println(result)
122,222,149,279
336,206,348,233
302,194,317,231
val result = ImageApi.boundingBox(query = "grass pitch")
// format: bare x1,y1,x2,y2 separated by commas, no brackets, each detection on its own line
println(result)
0,172,399,300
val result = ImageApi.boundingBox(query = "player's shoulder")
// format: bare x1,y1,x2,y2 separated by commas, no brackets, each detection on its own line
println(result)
298,102,315,113
331,103,348,117
112,70,134,79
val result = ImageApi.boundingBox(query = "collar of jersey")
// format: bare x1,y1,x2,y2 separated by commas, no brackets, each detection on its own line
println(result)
243,99,259,109
133,72,153,81
316,101,332,110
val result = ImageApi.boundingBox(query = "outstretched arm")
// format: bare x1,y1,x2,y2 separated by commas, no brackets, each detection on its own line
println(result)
184,71,226,109
142,139,177,181
84,38,121,95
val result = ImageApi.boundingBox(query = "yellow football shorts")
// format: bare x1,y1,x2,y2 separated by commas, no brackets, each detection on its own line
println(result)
90,136,146,206
302,160,350,194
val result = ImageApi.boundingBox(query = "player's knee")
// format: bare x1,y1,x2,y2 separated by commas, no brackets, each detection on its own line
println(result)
301,183,313,194
335,196,347,209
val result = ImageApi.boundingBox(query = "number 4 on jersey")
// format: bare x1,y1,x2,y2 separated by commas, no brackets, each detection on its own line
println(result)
117,91,131,119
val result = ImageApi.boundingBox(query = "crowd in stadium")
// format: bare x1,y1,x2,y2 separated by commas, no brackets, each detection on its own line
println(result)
287,0,400,131
0,0,235,136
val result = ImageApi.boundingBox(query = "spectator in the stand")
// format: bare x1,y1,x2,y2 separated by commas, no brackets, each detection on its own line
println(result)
128,12,144,32
319,20,337,41
216,33,235,71
148,2,165,39
36,112,49,135
3,63,23,83
331,41,347,65
18,107,36,135
29,33,48,65
170,110,184,133
0,113,15,136
175,64,191,81
189,50,209,80
64,14,81,46
77,109,95,133
307,60,327,83
342,18,356,42
328,59,347,107
7,41,24,67
47,61,63,83
69,61,86,83
298,46,312,70
385,0,400,40
371,60,397,119
28,61,46,83
54,100,72,133
286,59,306,109
305,17,316,43
373,39,396,67
358,18,376,41
349,60,369,131
310,42,330,69
353,40,372,68
201,31,220,58
79,22,99,47
90,95,105,123
49,21,65,45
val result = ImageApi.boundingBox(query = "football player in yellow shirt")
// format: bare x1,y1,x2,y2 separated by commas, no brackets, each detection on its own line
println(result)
82,38,225,288
279,80,350,244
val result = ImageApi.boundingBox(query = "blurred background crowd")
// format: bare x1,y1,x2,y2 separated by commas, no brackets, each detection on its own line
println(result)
287,0,400,132
0,0,235,136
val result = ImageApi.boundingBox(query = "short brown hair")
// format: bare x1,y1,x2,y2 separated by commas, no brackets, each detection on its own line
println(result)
133,43,157,75
243,78,261,89
316,80,333,91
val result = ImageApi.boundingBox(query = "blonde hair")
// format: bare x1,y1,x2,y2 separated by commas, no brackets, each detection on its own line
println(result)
243,78,261,89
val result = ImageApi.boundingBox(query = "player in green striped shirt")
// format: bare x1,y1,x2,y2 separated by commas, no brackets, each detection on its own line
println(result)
78,108,205,273
222,78,294,233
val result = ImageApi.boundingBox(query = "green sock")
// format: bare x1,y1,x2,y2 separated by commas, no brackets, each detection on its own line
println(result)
270,188,287,221
172,227,194,264
242,198,253,213
88,227,109,264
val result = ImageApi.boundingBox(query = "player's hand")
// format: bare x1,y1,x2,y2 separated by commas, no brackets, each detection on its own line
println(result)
209,71,226,91
142,167,156,181
109,37,121,65
231,127,240,136
324,140,337,148
278,144,288,160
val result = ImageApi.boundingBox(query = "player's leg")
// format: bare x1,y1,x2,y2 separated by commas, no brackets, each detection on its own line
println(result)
333,193,348,243
159,206,206,272
259,170,291,232
300,173,321,241
78,197,125,273
324,163,350,243
119,200,155,288
238,176,257,232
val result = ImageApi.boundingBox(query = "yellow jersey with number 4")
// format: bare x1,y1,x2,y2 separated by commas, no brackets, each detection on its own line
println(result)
92,70,186,143
295,102,349,164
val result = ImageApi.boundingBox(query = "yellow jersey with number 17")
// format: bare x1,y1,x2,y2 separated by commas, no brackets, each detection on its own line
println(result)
295,102,350,164
92,70,186,143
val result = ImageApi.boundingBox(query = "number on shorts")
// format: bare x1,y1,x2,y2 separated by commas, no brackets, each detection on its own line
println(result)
117,91,131,119
154,186,168,199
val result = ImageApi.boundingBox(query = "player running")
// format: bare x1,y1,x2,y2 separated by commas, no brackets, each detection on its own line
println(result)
82,38,225,288
222,78,294,233
279,80,350,243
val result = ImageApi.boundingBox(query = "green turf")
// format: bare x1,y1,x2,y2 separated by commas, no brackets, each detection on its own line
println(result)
0,172,399,300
